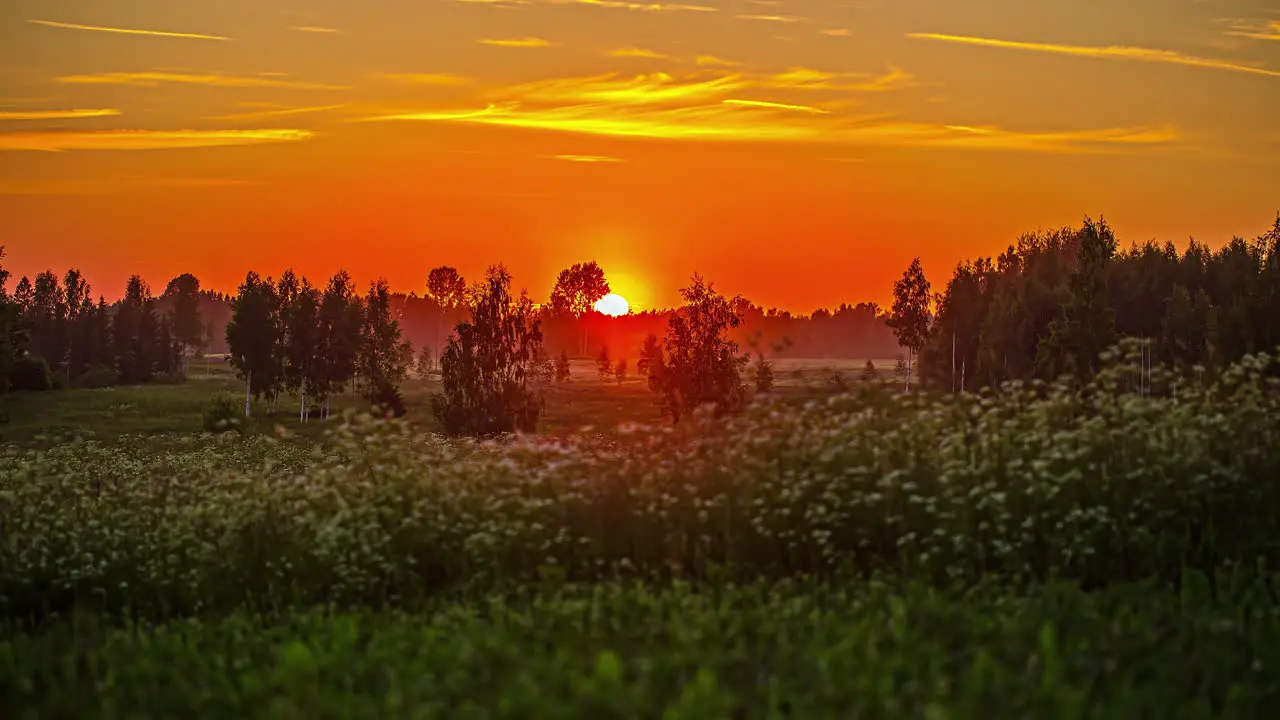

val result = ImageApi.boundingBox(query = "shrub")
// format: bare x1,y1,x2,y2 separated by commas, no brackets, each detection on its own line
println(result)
75,364,120,389
370,382,407,418
8,355,52,391
201,393,243,434
151,370,187,386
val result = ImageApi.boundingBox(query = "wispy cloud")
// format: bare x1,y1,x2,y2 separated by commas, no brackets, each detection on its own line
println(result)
907,32,1280,78
491,73,746,105
0,108,120,120
821,28,850,37
57,71,349,90
365,102,1179,153
455,0,530,4
763,66,915,92
0,129,314,151
291,26,341,34
722,98,830,114
609,47,668,59
478,37,553,47
29,19,230,41
1223,19,1280,41
696,55,741,67
384,73,471,85
550,0,717,12
204,104,347,121
738,14,803,23
546,154,624,162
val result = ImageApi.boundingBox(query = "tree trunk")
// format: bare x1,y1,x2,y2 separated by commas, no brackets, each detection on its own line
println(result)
905,348,912,393
300,385,307,423
245,370,252,418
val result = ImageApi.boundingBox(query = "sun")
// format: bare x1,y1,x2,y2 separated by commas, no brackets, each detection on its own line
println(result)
594,293,630,317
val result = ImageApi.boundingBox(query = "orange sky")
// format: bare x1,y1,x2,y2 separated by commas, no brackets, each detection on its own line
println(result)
2,0,1278,311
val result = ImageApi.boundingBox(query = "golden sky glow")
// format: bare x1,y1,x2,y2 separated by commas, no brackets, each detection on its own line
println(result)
2,0,1279,311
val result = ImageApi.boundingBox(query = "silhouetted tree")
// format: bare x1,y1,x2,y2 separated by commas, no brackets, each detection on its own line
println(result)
112,276,160,385
360,279,413,408
596,345,612,380
614,358,627,385
550,261,610,355
432,265,544,436
554,350,571,382
647,274,748,423
0,249,27,390
426,266,467,357
163,273,205,364
226,272,280,418
277,271,323,421
887,258,932,391
317,271,363,417
753,353,774,393
1037,217,1118,379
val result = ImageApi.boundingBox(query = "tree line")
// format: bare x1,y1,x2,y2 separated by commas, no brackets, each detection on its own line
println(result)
0,255,208,391
884,214,1280,392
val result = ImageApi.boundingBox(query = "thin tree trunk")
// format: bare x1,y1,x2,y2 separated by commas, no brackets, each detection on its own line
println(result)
300,384,307,422
245,370,252,418
905,348,912,393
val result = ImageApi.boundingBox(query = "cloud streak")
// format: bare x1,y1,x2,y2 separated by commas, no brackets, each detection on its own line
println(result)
907,32,1280,78
291,26,341,34
29,19,230,41
478,37,552,47
0,108,120,120
550,0,717,12
204,104,347,121
609,48,668,59
547,154,624,162
722,99,830,114
365,102,1176,153
737,14,803,23
57,72,349,90
1224,19,1280,41
0,129,314,151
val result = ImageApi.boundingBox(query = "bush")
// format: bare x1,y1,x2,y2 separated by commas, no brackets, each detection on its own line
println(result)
370,383,407,418
8,355,52,391
201,393,244,434
151,370,187,385
75,365,120,389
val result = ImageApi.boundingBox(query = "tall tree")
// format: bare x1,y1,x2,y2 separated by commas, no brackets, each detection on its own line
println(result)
317,270,363,417
163,273,205,364
886,258,932,392
112,276,159,384
550,261,610,355
28,270,67,373
425,266,467,358
360,279,413,405
647,274,749,424
432,265,544,436
61,269,91,383
277,271,323,420
0,249,26,390
226,272,280,418
1037,217,1118,379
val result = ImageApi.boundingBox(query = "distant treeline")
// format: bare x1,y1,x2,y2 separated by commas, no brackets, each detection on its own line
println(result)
0,267,214,391
914,214,1280,390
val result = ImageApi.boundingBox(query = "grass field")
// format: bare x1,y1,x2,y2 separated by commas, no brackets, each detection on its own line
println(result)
0,356,893,444
3,348,1279,716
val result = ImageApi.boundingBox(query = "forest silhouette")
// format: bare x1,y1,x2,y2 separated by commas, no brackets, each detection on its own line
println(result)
2,212,1278,434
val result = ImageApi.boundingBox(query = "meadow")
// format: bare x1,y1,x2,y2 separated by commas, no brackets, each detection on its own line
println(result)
3,345,1280,716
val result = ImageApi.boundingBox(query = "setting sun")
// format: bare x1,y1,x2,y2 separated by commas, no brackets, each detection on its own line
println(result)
594,293,630,317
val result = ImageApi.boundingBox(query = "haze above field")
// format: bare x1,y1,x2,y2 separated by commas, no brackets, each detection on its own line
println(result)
2,0,1278,309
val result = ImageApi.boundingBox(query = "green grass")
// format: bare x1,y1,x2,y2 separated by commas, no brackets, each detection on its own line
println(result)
0,358,889,445
3,347,1277,716
5,578,1279,719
